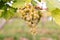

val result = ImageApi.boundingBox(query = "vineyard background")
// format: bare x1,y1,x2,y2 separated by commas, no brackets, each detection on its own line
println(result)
0,0,60,40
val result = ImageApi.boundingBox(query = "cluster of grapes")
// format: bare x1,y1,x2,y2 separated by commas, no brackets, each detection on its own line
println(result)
19,4,42,35
20,4,41,27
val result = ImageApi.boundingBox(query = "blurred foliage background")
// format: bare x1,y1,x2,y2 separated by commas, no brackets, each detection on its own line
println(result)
0,0,60,40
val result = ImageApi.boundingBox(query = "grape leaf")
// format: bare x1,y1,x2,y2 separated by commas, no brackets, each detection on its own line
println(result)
46,0,60,11
31,0,37,6
12,0,31,8
1,7,16,20
0,10,3,17
46,0,60,25
38,0,41,2
52,8,60,25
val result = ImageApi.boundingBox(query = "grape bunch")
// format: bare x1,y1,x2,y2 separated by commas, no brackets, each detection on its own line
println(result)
20,4,42,27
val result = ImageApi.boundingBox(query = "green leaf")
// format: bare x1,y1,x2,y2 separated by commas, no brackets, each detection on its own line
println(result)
46,0,60,25
38,0,41,2
12,0,31,8
31,0,37,6
46,0,60,11
0,10,3,17
52,8,60,25
1,7,16,20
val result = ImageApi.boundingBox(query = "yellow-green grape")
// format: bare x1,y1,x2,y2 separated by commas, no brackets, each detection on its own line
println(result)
33,14,37,19
30,12,34,15
33,11,39,18
34,14,37,17
31,23,36,27
23,15,26,19
24,5,29,8
21,13,25,16
29,27,38,35
36,14,39,18
30,7,34,12
24,8,29,13
20,10,24,13
20,10,25,15
34,16,37,20
26,21,32,27
25,4,31,8
26,17,30,21
29,15,32,20
33,11,37,14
